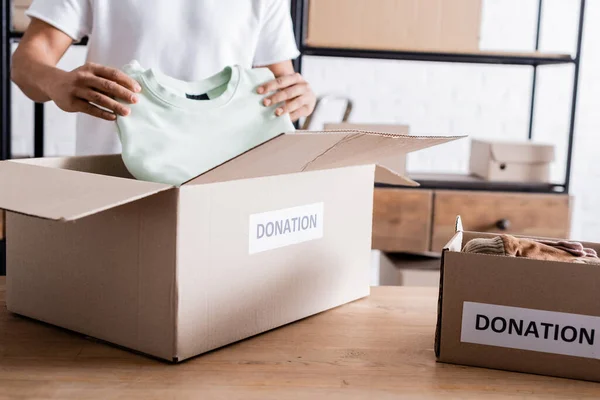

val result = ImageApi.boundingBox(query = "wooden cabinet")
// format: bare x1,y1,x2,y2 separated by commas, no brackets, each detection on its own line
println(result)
372,189,432,253
431,190,571,252
0,211,4,240
372,188,572,254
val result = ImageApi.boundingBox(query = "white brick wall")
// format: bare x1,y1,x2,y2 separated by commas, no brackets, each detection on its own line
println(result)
10,0,600,240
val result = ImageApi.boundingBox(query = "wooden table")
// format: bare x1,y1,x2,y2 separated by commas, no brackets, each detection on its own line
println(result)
0,277,599,399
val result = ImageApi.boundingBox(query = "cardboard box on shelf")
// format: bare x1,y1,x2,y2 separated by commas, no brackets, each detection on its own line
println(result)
324,123,409,175
469,139,555,183
436,216,600,383
12,1,32,32
0,130,458,362
306,0,482,52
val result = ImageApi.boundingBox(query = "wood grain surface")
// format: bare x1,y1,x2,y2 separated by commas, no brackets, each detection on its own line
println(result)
372,188,432,253
432,190,571,251
0,277,598,399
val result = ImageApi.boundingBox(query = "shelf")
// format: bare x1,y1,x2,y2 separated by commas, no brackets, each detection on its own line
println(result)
376,173,565,194
9,31,88,46
302,46,575,66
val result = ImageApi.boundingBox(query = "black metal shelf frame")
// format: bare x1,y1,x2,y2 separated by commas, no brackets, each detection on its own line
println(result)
291,0,586,194
0,0,587,192
302,47,574,66
0,0,587,275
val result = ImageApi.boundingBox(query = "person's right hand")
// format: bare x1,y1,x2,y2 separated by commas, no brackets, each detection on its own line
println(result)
46,62,142,121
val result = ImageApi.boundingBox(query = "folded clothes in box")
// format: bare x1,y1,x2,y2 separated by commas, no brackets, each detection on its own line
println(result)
436,216,600,382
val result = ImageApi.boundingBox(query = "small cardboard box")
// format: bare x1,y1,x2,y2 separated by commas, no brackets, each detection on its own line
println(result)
436,216,600,382
0,130,457,362
12,1,32,32
324,123,409,175
306,0,482,52
469,139,555,183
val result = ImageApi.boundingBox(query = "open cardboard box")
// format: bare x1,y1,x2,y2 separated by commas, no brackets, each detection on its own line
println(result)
0,129,458,362
436,216,600,382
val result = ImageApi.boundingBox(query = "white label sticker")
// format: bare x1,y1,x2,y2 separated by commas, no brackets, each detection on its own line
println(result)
461,302,600,359
249,202,324,254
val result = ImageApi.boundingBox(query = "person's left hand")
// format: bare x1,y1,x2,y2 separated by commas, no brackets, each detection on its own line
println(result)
257,72,316,122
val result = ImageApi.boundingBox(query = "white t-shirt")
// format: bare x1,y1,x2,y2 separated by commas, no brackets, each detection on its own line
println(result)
26,0,300,155
117,60,295,186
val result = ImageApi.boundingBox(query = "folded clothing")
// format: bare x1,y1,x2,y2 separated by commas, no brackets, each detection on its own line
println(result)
462,234,600,265
116,60,295,186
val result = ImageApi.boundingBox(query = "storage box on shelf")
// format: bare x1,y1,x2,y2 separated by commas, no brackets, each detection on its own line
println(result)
470,139,555,183
11,0,32,32
436,216,600,383
306,0,482,53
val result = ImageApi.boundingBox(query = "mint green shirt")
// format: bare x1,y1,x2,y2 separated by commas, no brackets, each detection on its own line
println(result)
116,61,295,186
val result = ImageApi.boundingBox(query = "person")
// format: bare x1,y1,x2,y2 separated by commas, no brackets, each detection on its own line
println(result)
11,0,316,156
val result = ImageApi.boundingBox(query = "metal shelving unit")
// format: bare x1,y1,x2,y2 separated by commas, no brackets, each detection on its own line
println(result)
0,1,588,275
291,0,586,194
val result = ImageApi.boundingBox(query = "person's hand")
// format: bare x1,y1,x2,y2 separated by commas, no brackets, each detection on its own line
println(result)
257,72,316,122
45,62,141,121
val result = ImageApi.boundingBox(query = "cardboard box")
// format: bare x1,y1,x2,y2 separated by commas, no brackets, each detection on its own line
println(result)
436,216,600,382
0,130,457,362
469,139,555,183
324,123,409,175
12,1,32,32
306,0,482,52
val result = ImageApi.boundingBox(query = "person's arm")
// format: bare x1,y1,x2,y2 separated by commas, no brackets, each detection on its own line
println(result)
256,61,316,122
251,0,316,122
11,18,140,121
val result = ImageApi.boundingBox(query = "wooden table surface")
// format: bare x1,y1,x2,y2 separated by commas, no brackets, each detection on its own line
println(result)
1,277,599,399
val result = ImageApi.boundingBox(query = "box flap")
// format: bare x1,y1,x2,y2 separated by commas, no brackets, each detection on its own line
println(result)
0,161,172,221
455,215,464,233
14,153,134,179
374,165,418,186
484,140,555,164
186,130,463,185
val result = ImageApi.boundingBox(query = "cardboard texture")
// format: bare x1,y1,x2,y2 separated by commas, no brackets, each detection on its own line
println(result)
306,0,482,52
436,217,600,382
469,139,555,183
324,123,409,175
0,130,459,362
12,0,31,32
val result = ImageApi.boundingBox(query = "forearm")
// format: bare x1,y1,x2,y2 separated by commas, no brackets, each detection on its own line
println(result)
265,60,295,78
11,44,64,103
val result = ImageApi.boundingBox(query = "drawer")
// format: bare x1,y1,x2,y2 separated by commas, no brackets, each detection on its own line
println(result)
0,210,4,240
431,190,571,252
372,188,433,253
